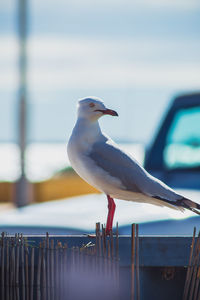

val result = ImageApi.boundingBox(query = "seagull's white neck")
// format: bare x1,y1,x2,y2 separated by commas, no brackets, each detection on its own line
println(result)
72,117,103,147
76,117,101,131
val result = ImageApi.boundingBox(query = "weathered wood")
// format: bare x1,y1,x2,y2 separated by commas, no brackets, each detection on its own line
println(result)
42,240,46,300
131,224,135,300
25,245,29,300
15,236,20,300
30,247,34,300
50,239,54,300
1,232,5,300
136,224,140,300
21,235,25,300
183,227,196,300
46,233,50,300
36,243,42,300
6,240,10,300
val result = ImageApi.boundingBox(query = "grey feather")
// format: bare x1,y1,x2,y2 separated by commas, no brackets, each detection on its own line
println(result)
88,139,182,202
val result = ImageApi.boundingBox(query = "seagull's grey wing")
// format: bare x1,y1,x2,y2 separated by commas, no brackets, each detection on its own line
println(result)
88,140,182,202
89,140,144,193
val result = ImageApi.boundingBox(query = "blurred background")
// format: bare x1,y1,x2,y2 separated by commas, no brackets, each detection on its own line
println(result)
0,0,200,233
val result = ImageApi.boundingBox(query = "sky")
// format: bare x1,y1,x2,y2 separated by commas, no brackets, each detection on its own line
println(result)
0,0,200,144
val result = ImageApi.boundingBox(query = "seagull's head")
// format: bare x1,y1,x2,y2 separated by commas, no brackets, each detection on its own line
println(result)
77,97,118,122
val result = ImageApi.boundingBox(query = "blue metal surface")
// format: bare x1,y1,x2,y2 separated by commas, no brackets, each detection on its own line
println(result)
4,235,192,267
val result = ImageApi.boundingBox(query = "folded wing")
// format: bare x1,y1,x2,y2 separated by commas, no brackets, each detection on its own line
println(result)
89,139,182,202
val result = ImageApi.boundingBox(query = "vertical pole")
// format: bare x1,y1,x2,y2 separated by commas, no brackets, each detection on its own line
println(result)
136,224,140,300
131,224,135,300
15,0,29,206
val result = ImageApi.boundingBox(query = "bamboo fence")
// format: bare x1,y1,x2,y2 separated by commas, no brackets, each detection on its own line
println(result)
2,223,200,300
0,223,121,300
183,227,200,300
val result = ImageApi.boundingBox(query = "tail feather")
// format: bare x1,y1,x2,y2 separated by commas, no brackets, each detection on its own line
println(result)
153,195,200,215
176,197,200,215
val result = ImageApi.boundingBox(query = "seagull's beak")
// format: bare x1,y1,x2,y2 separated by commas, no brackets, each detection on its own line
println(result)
95,109,118,116
103,109,118,116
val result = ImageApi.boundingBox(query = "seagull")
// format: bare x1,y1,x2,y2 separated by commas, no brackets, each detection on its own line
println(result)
67,97,200,235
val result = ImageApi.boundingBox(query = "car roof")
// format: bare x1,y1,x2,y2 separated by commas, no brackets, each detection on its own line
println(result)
173,92,200,108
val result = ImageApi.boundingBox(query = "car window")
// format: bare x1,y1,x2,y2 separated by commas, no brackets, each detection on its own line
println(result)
164,106,200,169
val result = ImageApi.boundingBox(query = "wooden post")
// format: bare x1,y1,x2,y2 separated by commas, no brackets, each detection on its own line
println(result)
1,232,5,300
136,224,140,300
131,224,135,300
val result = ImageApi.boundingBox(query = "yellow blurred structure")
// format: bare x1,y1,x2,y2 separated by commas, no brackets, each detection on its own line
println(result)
0,173,101,204
0,182,14,203
34,174,101,202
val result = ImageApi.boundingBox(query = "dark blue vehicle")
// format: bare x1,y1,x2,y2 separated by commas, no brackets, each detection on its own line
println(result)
144,92,200,190
119,92,200,235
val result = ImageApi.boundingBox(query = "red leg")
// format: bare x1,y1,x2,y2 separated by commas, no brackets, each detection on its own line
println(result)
105,195,116,236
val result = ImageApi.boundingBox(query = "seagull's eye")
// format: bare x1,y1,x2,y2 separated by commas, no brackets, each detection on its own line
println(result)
89,103,95,108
